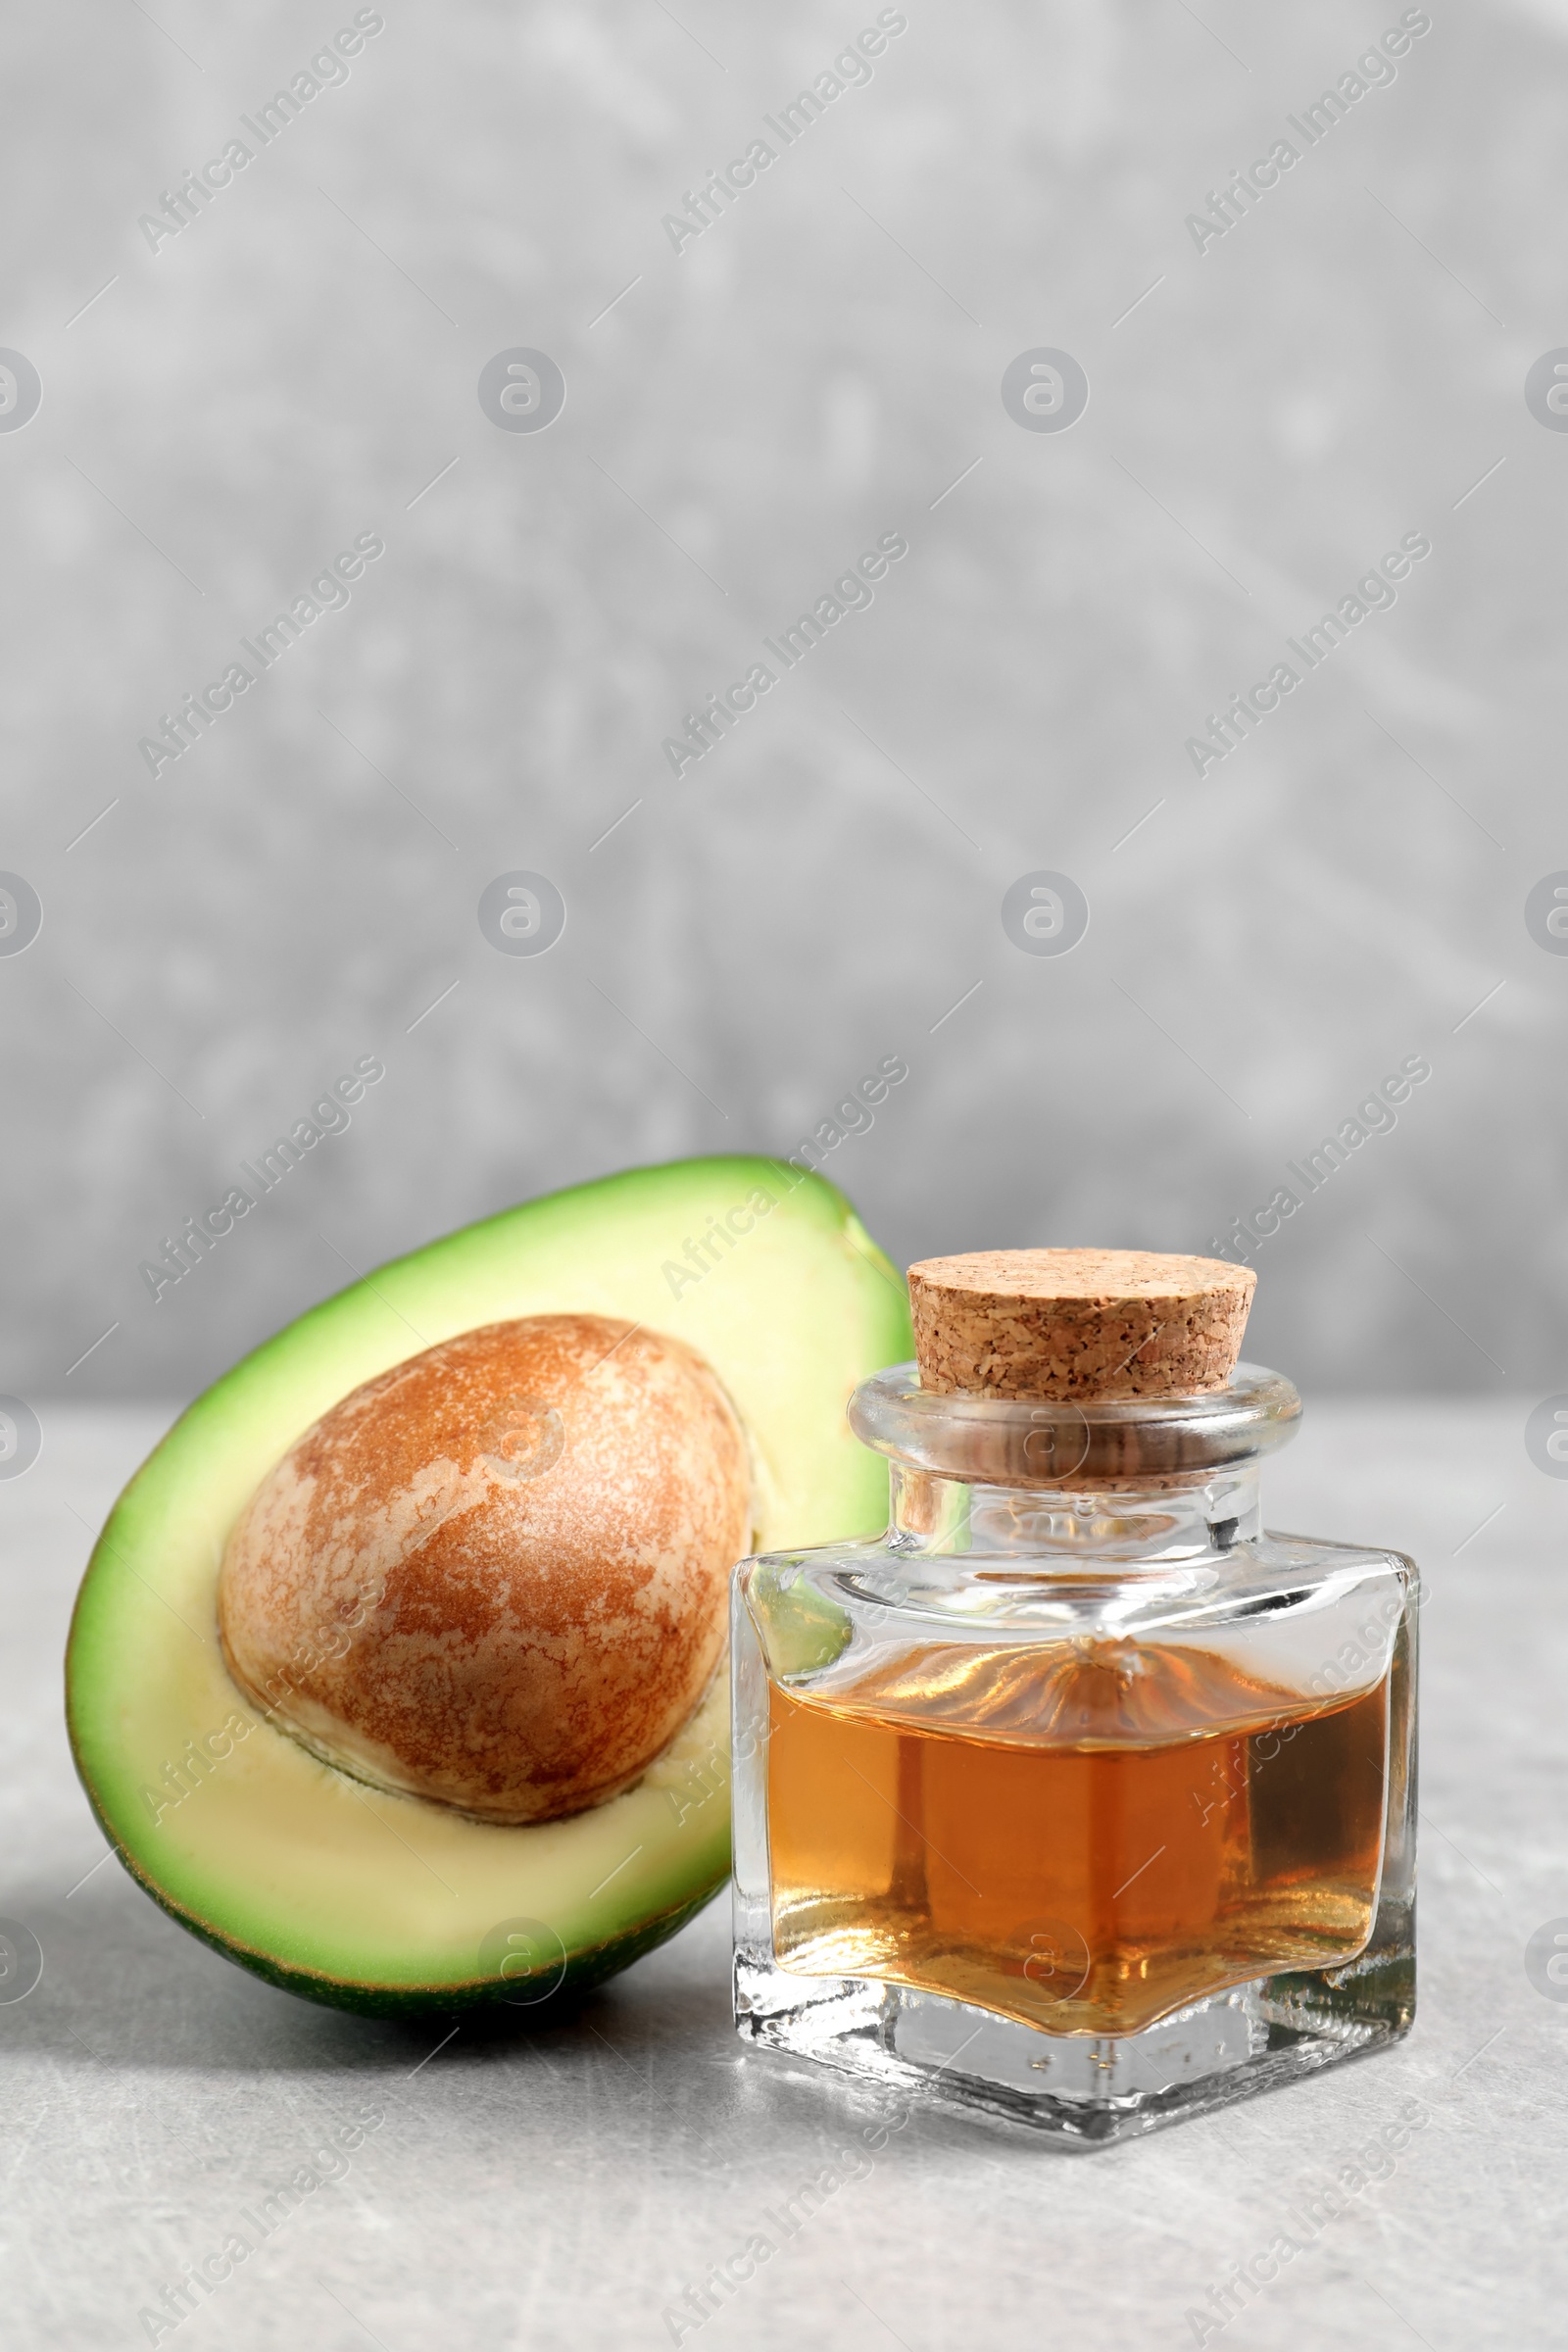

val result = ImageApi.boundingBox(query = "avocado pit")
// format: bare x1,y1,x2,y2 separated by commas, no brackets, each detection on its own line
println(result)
217,1314,752,1824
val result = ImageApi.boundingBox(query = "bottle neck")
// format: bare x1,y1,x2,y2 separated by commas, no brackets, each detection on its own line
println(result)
887,1460,1263,1563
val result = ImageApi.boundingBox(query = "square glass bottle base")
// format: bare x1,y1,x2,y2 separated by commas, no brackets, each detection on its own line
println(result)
734,1940,1414,2146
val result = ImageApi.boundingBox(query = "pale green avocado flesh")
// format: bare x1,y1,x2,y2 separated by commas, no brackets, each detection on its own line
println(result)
67,1156,910,2015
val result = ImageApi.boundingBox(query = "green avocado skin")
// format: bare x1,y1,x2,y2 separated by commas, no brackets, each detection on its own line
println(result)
66,1153,911,2016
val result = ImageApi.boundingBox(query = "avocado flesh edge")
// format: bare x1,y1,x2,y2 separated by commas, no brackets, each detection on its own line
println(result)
79,1750,726,2019
66,1156,911,2012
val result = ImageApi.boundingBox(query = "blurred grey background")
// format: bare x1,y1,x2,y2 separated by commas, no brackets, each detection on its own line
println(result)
2,0,1563,1410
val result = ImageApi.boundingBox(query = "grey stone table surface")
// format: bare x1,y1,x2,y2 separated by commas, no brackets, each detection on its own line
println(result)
2,1401,1564,2352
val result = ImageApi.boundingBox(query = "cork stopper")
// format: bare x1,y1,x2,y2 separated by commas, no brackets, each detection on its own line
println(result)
907,1249,1256,1401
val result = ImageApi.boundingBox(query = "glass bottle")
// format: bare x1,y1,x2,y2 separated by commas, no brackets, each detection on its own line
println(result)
731,1342,1417,2144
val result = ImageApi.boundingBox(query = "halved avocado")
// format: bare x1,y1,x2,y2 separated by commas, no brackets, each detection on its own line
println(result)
67,1156,910,2015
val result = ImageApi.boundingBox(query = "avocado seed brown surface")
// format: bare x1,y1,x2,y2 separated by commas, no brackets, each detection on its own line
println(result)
217,1315,751,1823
